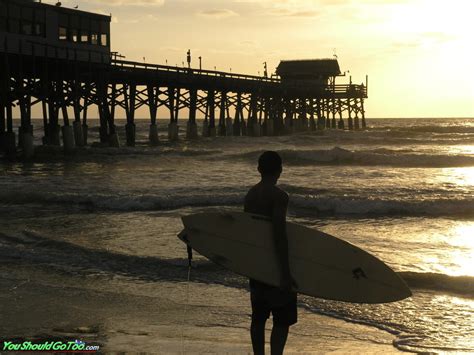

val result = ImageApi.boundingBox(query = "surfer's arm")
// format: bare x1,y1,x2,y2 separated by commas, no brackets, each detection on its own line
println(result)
272,191,292,289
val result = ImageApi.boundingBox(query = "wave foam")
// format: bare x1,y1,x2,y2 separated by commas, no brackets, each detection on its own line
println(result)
231,147,474,167
399,271,474,297
1,189,473,217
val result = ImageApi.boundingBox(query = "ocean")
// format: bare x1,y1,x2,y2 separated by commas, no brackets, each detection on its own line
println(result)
1,117,473,353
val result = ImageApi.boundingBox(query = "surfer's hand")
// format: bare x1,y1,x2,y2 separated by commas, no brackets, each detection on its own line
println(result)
280,275,298,291
290,277,298,291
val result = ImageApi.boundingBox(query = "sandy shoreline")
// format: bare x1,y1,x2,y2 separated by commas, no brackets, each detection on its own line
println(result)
1,266,401,354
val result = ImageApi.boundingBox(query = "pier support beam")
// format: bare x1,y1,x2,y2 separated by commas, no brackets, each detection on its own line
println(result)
73,118,84,147
331,98,337,129
325,99,331,129
0,106,5,151
82,83,90,145
18,95,34,157
20,131,34,158
1,76,15,158
186,120,197,139
300,98,308,132
168,87,179,141
206,90,216,137
361,99,367,129
40,93,49,145
168,121,178,141
125,84,137,146
149,124,159,144
59,86,76,153
247,95,260,137
1,42,13,157
202,118,209,137
186,89,198,139
225,117,233,136
316,100,324,130
337,99,344,129
47,82,61,146
219,91,227,136
284,100,293,134
5,94,17,158
72,82,84,147
266,119,274,136
97,81,109,144
62,125,75,153
147,85,160,145
233,93,242,136
309,99,316,131
348,101,353,130
108,84,120,147
354,115,360,130
4,132,16,158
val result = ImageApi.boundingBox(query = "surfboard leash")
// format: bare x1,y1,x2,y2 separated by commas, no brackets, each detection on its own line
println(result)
181,245,193,353
187,245,193,267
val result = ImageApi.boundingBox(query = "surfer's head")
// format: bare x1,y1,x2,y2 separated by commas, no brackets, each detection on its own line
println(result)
258,151,282,178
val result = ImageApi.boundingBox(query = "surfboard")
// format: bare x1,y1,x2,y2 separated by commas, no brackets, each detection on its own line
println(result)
178,211,412,304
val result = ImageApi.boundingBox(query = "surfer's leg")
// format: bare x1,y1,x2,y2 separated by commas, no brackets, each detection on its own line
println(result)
251,319,266,355
269,292,296,354
270,324,289,355
250,281,272,354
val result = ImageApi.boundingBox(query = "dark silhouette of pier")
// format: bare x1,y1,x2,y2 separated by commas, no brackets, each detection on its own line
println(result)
0,0,367,158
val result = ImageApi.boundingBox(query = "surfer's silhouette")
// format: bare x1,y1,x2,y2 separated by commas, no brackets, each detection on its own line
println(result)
244,151,297,355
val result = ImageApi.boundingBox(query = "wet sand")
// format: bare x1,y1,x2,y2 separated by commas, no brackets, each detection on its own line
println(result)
1,266,401,354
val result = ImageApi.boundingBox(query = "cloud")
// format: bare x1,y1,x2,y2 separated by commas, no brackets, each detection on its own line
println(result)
91,9,119,22
197,9,239,18
392,40,421,49
120,13,160,23
240,40,259,47
389,31,456,53
286,10,320,17
268,7,320,17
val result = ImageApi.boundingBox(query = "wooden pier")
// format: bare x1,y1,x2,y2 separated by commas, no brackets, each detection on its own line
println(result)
0,0,367,158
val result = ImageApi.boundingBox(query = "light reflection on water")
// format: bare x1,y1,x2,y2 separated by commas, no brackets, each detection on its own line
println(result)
313,218,474,278
438,167,474,188
442,224,474,277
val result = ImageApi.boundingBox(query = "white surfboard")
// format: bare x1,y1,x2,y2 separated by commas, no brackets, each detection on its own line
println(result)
178,211,411,304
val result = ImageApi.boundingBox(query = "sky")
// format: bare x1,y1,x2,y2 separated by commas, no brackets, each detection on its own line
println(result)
44,0,473,118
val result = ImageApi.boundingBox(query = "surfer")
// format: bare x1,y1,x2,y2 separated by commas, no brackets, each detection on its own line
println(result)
244,151,297,355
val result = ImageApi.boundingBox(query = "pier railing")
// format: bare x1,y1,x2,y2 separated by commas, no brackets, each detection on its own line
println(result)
111,59,367,98
112,59,280,83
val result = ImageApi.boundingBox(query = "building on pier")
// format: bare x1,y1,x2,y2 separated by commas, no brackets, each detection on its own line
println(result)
276,59,341,86
0,2,367,158
0,0,111,62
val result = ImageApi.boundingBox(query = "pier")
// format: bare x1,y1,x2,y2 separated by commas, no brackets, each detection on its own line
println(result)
0,0,367,158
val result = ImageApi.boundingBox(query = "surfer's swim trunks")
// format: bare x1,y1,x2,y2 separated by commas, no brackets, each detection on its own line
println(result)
249,279,297,326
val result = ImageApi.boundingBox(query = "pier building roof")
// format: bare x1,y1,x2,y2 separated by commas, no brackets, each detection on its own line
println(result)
276,59,341,80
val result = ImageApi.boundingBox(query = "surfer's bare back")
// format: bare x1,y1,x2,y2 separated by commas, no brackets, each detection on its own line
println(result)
244,151,297,355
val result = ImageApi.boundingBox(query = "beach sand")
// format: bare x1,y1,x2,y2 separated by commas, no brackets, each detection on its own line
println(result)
1,265,401,354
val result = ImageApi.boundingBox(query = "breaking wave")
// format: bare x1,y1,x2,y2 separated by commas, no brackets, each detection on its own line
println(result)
399,271,474,297
1,189,473,217
232,147,474,167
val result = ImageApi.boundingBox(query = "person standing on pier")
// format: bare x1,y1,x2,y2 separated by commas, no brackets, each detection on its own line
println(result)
244,151,297,355
187,49,191,68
